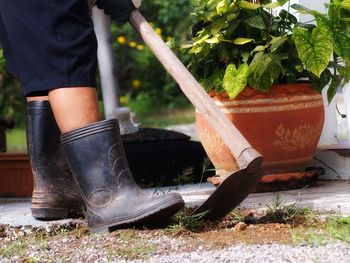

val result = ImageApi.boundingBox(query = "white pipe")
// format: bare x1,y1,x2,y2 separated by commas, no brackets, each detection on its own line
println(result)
318,86,338,146
92,7,139,134
342,82,350,141
92,7,120,119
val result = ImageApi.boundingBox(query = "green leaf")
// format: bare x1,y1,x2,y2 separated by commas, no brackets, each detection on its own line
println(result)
226,18,242,36
291,4,313,14
248,52,282,91
209,17,228,35
227,13,239,21
293,27,333,77
339,0,350,11
193,33,211,45
241,52,250,63
314,12,350,59
277,0,289,5
307,69,332,91
279,9,298,24
233,37,254,45
264,2,281,9
338,60,350,81
327,77,338,104
181,43,194,49
244,15,267,30
205,34,222,44
223,63,249,100
237,0,261,10
295,22,316,30
227,2,241,14
200,68,225,92
269,35,288,52
265,0,289,9
216,0,229,15
252,45,266,53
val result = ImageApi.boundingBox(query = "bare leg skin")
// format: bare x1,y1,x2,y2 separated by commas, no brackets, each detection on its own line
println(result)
48,87,100,133
27,96,49,102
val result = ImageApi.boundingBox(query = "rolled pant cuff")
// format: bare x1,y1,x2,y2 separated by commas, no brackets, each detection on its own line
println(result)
23,72,97,96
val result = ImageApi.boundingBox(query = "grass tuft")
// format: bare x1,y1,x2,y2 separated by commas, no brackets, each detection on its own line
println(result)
258,194,316,227
167,208,209,232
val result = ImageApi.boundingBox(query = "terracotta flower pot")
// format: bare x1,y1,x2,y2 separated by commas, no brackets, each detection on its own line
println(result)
0,153,33,197
196,83,325,183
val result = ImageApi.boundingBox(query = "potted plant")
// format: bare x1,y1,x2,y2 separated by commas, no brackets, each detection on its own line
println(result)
181,0,350,188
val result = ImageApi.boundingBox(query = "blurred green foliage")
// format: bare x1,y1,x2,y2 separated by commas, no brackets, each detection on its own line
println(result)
110,0,194,116
0,0,194,127
0,49,25,126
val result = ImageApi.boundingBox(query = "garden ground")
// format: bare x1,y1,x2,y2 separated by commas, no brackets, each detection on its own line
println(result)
2,117,350,262
1,180,349,262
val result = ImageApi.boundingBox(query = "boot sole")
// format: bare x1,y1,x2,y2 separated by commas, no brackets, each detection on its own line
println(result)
31,207,84,221
89,196,185,234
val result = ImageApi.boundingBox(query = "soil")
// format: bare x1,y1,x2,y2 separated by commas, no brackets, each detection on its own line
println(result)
0,208,319,261
168,223,294,251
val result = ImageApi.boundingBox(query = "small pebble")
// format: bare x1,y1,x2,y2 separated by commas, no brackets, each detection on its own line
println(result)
234,222,247,231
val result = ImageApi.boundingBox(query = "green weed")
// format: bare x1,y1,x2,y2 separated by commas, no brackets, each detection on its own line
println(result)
112,231,157,259
115,244,157,259
325,216,350,243
1,239,28,259
167,209,209,232
229,210,245,224
293,215,350,245
259,194,315,226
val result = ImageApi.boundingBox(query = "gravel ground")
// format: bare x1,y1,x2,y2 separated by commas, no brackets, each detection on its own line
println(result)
137,243,350,263
1,222,350,263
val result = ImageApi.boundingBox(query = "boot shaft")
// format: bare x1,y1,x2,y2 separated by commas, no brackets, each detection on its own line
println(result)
60,119,184,232
61,119,138,206
26,100,72,190
26,100,84,219
27,101,62,173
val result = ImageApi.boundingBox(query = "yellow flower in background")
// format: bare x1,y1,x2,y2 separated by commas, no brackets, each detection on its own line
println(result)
136,44,145,50
117,36,126,44
166,36,173,42
131,79,141,90
128,41,137,48
120,96,129,104
155,28,162,35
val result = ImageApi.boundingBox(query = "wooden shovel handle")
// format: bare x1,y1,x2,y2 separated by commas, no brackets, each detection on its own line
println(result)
129,10,262,168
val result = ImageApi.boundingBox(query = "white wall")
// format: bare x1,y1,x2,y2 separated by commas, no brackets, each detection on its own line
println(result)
298,0,329,23
280,1,350,179
277,0,330,23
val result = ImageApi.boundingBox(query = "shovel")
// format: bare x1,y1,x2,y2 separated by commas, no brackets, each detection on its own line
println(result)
129,9,264,221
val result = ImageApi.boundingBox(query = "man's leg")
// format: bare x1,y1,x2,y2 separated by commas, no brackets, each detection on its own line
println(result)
49,86,185,233
0,0,184,231
48,87,100,133
0,0,99,220
26,97,49,102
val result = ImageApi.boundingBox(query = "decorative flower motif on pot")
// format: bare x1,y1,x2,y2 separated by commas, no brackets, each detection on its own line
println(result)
273,121,323,152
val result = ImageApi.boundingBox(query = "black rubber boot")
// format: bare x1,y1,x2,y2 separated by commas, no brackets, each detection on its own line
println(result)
27,101,84,220
61,119,185,234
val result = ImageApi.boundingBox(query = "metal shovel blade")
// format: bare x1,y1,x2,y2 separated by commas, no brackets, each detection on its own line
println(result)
192,156,264,221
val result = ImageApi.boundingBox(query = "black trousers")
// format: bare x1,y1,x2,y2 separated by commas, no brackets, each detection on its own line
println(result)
0,0,97,96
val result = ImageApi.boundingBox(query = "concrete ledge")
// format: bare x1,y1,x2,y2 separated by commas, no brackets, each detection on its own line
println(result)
1,181,349,227
310,146,350,180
